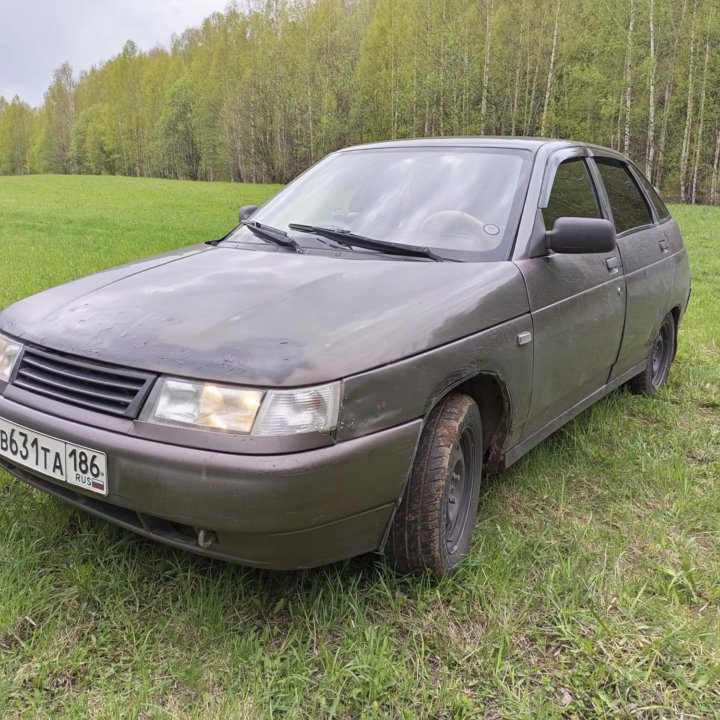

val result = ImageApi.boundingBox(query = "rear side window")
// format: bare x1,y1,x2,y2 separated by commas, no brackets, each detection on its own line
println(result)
632,167,671,221
595,158,653,233
543,158,601,230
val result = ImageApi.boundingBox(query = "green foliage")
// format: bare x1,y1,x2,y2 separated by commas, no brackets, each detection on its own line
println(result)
161,78,201,180
2,0,720,201
0,174,719,716
0,98,35,175
35,63,76,174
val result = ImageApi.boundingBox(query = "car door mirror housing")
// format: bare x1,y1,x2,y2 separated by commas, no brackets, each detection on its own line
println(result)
546,217,616,254
239,205,258,223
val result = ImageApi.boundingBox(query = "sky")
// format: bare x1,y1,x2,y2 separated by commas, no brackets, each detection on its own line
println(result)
0,0,232,107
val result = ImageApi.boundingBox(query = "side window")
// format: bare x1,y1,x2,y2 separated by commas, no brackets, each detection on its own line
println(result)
632,166,671,221
595,158,653,233
543,158,601,230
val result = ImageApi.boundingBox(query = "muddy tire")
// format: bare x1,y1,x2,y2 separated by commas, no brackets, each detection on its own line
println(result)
628,313,676,395
386,393,482,577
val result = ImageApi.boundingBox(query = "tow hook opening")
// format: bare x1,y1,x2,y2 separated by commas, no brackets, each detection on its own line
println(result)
197,528,218,549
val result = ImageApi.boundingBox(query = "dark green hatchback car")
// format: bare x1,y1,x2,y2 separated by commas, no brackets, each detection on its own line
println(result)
0,138,690,576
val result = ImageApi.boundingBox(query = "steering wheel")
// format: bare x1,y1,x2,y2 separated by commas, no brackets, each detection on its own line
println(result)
418,210,496,236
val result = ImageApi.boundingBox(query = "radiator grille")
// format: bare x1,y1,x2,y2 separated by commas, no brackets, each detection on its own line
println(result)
12,346,156,418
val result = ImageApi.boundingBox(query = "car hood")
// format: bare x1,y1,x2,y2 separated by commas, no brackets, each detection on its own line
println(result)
0,245,529,386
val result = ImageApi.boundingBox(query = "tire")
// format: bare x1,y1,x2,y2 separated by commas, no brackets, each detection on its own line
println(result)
628,312,676,395
386,393,482,577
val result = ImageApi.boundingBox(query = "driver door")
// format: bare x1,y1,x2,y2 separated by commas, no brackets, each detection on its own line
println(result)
514,157,626,440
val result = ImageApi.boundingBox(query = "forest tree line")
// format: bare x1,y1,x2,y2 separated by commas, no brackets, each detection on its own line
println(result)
1,0,719,203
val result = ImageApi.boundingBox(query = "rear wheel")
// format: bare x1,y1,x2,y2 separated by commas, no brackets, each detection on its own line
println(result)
628,312,676,395
386,393,482,577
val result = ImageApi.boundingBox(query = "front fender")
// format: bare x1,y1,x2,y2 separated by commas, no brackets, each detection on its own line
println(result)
337,315,534,455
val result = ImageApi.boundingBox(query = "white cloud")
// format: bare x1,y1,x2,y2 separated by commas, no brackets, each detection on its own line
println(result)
0,0,231,106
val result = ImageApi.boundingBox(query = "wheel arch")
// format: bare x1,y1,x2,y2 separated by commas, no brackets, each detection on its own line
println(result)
430,371,513,475
378,370,513,555
669,304,681,359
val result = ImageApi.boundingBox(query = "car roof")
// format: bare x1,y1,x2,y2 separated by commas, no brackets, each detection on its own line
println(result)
338,136,626,159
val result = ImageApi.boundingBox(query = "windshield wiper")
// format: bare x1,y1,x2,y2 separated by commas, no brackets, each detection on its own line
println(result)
241,220,304,253
288,224,445,262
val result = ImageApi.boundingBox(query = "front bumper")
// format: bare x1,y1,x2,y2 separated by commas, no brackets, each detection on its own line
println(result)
0,395,421,569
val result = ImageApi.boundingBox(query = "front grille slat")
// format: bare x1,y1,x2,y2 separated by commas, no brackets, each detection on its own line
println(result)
13,379,128,414
21,355,144,392
12,346,156,418
17,367,137,404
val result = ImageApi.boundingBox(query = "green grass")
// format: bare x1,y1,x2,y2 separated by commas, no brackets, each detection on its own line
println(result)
0,175,718,719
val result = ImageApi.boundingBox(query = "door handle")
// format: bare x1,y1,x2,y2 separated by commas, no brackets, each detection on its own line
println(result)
606,256,620,274
659,239,669,253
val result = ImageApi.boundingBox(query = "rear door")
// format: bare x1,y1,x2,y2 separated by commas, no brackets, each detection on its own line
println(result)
515,155,626,439
590,157,675,380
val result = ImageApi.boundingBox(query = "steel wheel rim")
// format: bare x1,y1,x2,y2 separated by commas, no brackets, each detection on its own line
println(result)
445,426,476,555
651,321,672,388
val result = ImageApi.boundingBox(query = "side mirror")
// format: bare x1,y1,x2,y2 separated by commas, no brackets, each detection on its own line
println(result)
546,217,616,254
239,205,258,223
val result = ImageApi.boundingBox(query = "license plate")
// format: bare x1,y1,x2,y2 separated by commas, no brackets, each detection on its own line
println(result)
0,417,108,496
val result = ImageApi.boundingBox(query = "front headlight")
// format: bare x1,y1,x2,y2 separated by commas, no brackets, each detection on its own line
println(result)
141,377,341,436
0,334,23,383
140,378,263,433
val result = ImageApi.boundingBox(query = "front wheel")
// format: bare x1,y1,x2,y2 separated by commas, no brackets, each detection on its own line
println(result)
386,393,482,577
628,312,677,395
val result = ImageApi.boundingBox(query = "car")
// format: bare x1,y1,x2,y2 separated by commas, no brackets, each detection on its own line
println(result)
0,138,691,577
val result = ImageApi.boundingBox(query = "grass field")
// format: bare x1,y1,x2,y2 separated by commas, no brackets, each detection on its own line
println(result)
0,175,718,719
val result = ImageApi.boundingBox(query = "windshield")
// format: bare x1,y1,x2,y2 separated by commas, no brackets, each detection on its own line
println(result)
228,147,532,261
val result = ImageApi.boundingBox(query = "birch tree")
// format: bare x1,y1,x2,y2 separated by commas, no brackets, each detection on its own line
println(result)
540,0,561,137
679,0,698,203
645,0,656,178
622,0,635,154
690,35,709,203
